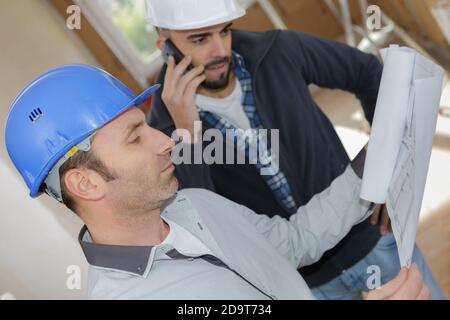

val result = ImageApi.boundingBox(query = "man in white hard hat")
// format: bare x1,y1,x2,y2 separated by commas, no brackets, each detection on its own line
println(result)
5,65,430,300
145,0,445,299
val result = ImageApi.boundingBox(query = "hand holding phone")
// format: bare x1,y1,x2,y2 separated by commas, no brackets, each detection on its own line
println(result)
162,39,195,73
161,39,205,141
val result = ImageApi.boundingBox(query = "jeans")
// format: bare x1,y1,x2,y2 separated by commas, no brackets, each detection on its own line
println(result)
311,232,447,300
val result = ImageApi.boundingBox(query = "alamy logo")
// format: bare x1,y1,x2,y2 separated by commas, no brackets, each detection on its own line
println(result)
66,5,81,30
66,265,81,290
366,5,382,31
366,265,381,290
171,121,280,175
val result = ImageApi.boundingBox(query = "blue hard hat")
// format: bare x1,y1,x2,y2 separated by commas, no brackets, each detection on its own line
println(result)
4,64,160,198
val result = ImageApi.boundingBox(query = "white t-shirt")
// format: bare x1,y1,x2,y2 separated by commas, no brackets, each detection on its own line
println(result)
196,79,251,130
159,217,213,256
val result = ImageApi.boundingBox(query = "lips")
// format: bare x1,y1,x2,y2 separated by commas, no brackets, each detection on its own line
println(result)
207,62,226,70
205,62,228,75
161,160,174,173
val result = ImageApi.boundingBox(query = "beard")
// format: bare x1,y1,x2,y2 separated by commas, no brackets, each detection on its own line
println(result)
200,57,232,90
108,167,179,215
140,174,179,211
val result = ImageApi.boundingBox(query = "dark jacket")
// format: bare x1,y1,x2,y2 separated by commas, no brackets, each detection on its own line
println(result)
147,29,383,287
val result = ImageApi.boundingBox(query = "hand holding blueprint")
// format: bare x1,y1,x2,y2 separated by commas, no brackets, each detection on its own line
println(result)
360,45,444,267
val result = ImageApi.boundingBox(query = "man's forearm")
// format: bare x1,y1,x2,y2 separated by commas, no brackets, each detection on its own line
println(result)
289,161,375,267
242,155,375,269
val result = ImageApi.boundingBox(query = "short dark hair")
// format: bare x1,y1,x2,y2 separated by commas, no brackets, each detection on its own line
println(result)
59,148,117,213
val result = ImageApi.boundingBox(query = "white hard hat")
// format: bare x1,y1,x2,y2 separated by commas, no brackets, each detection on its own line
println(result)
145,0,246,30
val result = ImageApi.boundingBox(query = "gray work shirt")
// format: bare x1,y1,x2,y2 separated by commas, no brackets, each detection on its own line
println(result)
80,164,374,299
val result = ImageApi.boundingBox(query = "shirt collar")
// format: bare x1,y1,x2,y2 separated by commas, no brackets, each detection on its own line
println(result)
78,193,182,276
78,225,154,276
231,51,249,79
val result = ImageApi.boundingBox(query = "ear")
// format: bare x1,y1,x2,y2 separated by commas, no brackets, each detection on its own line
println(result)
156,35,166,51
63,168,105,202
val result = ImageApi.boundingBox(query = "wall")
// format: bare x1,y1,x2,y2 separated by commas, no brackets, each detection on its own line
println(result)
0,0,99,299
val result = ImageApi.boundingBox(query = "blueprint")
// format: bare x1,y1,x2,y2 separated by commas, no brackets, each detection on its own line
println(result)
360,45,444,266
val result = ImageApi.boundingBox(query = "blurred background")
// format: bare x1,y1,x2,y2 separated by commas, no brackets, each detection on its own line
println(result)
0,0,449,299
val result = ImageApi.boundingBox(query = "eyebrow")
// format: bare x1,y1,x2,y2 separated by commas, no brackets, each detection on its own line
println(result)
186,23,233,41
123,120,145,141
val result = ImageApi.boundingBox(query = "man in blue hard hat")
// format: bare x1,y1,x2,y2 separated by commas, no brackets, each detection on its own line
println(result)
4,64,430,299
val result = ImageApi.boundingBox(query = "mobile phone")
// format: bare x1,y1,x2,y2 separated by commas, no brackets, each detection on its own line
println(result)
161,39,194,72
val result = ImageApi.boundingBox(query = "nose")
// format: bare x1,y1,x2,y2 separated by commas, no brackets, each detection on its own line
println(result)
157,135,176,155
210,34,227,58
148,126,176,155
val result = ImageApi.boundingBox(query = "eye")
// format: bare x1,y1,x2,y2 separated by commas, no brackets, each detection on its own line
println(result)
192,37,206,44
130,136,140,144
220,29,230,37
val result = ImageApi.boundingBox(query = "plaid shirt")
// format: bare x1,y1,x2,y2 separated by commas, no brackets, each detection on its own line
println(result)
198,52,297,214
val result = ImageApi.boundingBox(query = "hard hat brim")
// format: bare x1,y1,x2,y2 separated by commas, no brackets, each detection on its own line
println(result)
150,7,245,30
129,83,161,106
29,83,161,198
